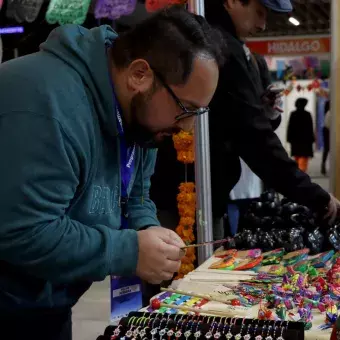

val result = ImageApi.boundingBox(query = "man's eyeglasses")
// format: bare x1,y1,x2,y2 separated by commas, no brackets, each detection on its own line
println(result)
153,69,210,121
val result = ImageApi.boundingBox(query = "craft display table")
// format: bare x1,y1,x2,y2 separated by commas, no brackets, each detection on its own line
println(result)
96,248,339,340
144,249,339,340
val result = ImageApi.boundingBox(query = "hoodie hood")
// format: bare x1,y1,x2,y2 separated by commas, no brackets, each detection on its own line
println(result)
40,24,118,136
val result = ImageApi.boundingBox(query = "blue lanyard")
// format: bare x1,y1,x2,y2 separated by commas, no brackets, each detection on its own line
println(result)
112,88,136,228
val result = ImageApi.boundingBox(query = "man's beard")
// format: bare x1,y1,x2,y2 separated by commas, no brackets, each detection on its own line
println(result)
124,92,180,148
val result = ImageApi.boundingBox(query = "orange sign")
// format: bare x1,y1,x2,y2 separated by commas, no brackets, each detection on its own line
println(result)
246,37,331,56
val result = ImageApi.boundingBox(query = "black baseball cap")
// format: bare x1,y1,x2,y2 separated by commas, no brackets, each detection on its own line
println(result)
260,0,293,12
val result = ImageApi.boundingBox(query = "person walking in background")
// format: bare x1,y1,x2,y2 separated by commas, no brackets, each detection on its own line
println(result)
322,100,331,175
287,98,315,172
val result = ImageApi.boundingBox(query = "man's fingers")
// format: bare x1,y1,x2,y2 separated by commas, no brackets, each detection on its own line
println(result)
159,271,176,281
163,259,181,273
162,243,184,261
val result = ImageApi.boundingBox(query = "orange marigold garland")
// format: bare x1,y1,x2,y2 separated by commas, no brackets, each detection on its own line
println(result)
173,131,196,279
172,131,195,164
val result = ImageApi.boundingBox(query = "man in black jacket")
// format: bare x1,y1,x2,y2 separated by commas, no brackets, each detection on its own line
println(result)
205,0,340,235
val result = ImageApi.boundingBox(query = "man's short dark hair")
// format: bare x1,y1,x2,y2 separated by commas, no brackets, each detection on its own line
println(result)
111,5,226,85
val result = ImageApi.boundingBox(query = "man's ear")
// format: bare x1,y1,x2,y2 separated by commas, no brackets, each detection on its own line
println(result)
224,0,237,10
126,59,154,93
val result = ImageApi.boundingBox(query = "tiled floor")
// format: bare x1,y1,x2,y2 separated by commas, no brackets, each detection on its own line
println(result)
72,152,330,340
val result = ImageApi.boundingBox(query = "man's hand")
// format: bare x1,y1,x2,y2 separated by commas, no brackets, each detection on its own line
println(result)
262,85,284,120
136,227,186,284
325,194,340,224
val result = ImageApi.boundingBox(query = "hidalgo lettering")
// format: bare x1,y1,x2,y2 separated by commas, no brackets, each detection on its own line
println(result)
267,40,321,54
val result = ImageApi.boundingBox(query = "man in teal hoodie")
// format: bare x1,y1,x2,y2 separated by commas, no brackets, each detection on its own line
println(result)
0,6,224,340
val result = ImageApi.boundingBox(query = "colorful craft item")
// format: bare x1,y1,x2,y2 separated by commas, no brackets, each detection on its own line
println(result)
314,277,329,294
237,249,262,259
310,250,335,268
263,248,285,258
283,248,310,265
258,302,273,320
298,305,313,323
284,299,295,310
327,304,338,315
291,260,310,273
231,299,241,306
328,258,340,285
330,315,340,340
151,298,161,310
46,0,92,25
262,256,281,266
209,255,236,269
258,265,286,276
326,311,339,325
94,0,137,20
276,304,287,320
145,0,186,12
234,256,263,271
304,322,313,331
214,249,237,258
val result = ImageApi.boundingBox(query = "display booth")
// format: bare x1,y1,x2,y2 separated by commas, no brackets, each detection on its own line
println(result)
97,24,340,340
86,5,339,340
0,1,339,339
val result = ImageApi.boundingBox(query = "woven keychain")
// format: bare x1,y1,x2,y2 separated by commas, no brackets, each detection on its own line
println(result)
95,0,137,20
145,0,187,12
12,0,44,23
46,0,91,25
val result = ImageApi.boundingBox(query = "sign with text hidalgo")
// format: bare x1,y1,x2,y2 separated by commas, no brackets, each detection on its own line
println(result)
246,37,330,56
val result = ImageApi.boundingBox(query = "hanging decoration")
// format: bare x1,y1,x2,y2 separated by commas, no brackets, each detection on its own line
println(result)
95,0,137,20
6,0,44,23
172,130,194,164
46,0,92,25
146,0,187,13
173,131,196,279
283,79,329,98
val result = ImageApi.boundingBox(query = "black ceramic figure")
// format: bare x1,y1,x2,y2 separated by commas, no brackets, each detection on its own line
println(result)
329,224,340,250
235,190,337,252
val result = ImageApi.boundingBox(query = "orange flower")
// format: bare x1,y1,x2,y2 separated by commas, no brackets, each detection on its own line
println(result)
179,182,195,193
179,263,195,274
182,225,194,237
179,217,195,228
178,206,196,219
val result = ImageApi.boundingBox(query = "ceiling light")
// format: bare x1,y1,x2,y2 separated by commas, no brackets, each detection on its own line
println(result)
289,17,300,26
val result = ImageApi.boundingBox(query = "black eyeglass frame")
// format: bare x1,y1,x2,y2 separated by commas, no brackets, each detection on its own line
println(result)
152,69,210,121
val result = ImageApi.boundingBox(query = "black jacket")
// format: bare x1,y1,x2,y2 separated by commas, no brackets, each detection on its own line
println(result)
205,3,329,217
287,109,315,157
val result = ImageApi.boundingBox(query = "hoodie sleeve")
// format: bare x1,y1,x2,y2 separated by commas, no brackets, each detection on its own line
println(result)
0,112,139,284
128,148,160,229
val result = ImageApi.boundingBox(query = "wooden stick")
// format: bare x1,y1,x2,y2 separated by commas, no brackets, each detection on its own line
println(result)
159,302,244,317
181,238,231,249
160,287,236,304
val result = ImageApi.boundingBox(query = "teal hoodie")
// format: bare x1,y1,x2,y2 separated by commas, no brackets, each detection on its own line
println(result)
0,25,159,310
